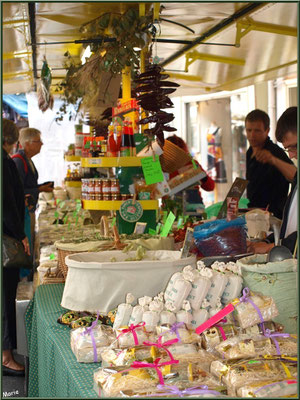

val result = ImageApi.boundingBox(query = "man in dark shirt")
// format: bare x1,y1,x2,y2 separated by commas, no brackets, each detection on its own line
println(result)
245,109,296,219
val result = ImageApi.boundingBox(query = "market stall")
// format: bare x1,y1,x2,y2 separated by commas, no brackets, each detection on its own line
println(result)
3,2,298,399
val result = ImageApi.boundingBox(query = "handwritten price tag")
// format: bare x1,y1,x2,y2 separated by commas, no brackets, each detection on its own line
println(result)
141,155,164,185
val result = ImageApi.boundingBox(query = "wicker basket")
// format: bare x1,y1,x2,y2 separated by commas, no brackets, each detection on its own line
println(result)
57,241,120,278
159,140,192,174
42,268,66,285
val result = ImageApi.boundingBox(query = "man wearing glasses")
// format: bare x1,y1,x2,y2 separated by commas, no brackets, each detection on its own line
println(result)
245,109,296,219
248,107,297,255
12,128,54,268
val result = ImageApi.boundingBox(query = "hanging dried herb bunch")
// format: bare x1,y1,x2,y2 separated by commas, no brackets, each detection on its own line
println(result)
55,8,152,123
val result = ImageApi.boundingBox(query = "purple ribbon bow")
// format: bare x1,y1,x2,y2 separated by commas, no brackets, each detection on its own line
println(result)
81,312,99,363
151,384,222,397
239,287,265,325
166,322,185,342
264,328,290,356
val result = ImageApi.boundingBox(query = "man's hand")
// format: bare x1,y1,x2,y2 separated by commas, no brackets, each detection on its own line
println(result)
247,240,274,254
39,183,54,193
253,149,275,165
22,237,31,256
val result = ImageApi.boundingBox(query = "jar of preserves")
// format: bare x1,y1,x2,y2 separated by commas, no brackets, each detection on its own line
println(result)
111,194,120,201
90,193,96,201
88,179,96,195
110,178,120,194
102,179,111,195
81,179,87,196
121,194,129,201
103,194,111,201
95,194,102,201
94,179,102,194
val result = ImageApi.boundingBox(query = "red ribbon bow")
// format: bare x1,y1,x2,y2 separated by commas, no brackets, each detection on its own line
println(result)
116,322,145,346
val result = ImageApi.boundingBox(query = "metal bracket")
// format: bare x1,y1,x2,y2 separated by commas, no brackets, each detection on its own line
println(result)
185,50,245,72
235,17,297,47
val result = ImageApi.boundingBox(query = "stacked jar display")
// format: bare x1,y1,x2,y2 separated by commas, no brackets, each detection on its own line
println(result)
81,178,121,201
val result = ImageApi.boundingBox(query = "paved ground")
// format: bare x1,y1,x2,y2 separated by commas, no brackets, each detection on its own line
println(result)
2,352,26,398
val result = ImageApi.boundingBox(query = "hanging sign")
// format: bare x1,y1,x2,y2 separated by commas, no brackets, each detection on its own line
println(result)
140,155,164,185
119,199,143,223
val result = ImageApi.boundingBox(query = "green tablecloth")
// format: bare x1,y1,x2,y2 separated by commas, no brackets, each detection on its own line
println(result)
25,283,101,398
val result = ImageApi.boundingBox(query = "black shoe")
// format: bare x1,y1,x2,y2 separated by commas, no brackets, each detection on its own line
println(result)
2,365,25,377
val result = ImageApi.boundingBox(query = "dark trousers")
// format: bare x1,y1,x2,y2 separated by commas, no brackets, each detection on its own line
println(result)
3,268,20,350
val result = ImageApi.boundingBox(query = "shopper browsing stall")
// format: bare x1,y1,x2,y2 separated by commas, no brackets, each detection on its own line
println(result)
245,109,296,219
12,128,53,263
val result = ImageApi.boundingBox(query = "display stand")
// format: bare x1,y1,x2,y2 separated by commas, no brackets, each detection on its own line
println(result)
81,157,158,234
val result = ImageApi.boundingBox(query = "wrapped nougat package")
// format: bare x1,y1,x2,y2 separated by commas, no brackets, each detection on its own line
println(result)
156,322,199,345
215,333,298,360
236,379,298,398
94,361,226,398
232,289,279,329
70,324,115,363
210,357,297,389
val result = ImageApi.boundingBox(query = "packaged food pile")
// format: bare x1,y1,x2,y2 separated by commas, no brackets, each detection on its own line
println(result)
63,259,297,398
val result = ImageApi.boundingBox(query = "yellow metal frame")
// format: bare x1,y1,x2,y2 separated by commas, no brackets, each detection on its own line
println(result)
82,199,159,210
3,50,32,60
81,156,145,168
235,18,297,46
185,50,245,72
214,60,297,91
65,181,82,188
64,155,81,162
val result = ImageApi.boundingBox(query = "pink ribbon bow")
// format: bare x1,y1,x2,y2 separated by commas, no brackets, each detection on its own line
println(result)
214,317,228,341
130,358,177,385
116,322,145,346
143,335,179,362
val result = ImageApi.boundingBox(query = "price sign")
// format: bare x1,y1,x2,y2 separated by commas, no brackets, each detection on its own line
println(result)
181,227,194,258
140,155,164,185
89,158,101,166
160,211,176,237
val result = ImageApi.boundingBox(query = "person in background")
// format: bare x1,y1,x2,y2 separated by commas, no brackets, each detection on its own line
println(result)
245,109,296,219
166,135,215,209
12,128,53,266
2,119,30,375
248,107,298,255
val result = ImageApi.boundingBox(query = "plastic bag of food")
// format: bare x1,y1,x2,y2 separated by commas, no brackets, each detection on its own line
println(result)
193,217,247,256
187,268,212,310
113,293,135,330
205,269,228,309
164,266,194,311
